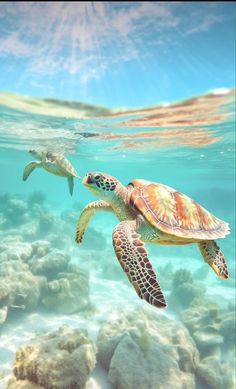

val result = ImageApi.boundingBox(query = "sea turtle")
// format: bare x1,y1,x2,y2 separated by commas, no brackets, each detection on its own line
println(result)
75,172,229,308
23,150,79,195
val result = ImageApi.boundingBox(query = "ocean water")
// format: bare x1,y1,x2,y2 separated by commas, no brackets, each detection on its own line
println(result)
0,89,235,389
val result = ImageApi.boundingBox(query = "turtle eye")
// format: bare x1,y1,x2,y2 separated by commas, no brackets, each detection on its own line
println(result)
94,174,100,181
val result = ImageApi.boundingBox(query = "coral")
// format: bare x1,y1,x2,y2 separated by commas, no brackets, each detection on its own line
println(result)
0,260,46,314
0,195,28,227
181,301,236,367
193,326,223,358
193,327,223,348
176,345,198,373
134,322,150,353
0,240,33,262
97,309,198,388
6,325,96,389
42,270,90,314
218,312,236,345
31,240,52,258
38,212,55,234
170,269,206,310
29,249,70,278
6,379,44,388
181,304,222,335
108,334,195,389
172,269,193,289
196,356,233,389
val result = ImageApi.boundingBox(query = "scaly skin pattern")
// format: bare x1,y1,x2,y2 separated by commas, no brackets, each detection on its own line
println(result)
112,220,167,308
198,241,228,279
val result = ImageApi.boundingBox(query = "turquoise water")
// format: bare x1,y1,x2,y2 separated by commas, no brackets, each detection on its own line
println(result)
0,89,235,388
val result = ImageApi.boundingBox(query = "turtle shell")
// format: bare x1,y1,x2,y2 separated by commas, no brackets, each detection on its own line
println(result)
55,155,78,177
128,179,229,240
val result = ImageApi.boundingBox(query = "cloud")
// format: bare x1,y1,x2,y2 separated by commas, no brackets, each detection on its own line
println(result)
185,12,223,35
0,2,227,85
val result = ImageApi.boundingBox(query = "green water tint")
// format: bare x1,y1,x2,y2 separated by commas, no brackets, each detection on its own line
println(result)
0,89,235,389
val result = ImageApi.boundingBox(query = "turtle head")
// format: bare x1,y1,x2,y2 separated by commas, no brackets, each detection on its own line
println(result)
83,172,119,200
29,150,43,160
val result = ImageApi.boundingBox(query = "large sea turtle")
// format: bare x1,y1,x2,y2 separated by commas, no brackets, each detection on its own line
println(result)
23,150,78,195
75,172,229,308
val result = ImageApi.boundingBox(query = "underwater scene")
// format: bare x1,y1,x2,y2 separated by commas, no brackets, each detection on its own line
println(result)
0,2,235,389
0,87,235,389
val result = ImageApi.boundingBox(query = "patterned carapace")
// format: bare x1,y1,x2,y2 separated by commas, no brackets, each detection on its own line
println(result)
129,179,229,240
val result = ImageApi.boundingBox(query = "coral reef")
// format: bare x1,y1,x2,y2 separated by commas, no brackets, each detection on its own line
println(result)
169,268,206,311
0,226,91,324
31,240,52,258
97,309,199,389
0,193,72,248
0,260,46,317
196,356,233,389
108,334,195,389
29,249,70,278
97,306,235,389
179,300,235,388
42,270,90,314
38,213,55,234
0,195,28,227
6,325,97,389
0,238,33,262
218,311,236,346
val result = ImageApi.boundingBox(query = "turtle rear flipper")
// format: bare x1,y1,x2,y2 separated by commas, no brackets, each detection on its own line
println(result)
23,161,41,181
67,176,74,195
112,220,167,309
198,241,228,279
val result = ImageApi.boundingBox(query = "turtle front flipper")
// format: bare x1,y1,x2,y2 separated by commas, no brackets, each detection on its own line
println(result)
75,200,112,244
67,177,74,196
112,220,167,309
22,161,41,181
198,241,228,279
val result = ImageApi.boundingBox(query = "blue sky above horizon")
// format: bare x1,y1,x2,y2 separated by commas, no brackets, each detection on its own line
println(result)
0,1,235,107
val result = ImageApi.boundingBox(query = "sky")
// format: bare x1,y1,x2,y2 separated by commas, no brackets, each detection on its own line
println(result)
0,1,235,107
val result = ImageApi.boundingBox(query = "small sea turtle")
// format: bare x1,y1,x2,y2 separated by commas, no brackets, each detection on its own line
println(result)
75,172,229,308
23,150,78,195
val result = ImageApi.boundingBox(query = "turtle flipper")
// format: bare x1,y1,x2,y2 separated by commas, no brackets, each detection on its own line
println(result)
67,177,74,196
198,241,228,279
22,161,41,181
112,220,167,309
75,200,112,244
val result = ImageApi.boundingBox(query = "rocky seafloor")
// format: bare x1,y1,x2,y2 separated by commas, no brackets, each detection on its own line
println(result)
0,193,235,389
